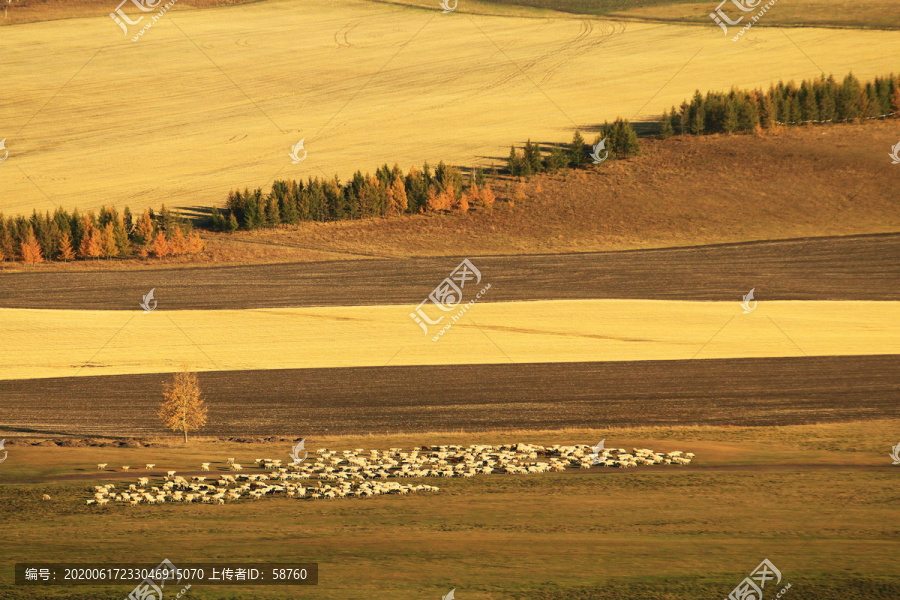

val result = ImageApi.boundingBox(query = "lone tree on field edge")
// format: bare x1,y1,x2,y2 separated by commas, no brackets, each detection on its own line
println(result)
159,368,208,443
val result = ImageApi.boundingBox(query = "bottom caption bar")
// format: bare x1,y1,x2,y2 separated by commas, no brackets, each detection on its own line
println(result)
15,560,318,586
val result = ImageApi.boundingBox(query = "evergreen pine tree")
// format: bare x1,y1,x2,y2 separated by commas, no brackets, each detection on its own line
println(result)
569,131,588,167
659,109,674,139
689,90,705,134
723,99,738,134
226,212,239,233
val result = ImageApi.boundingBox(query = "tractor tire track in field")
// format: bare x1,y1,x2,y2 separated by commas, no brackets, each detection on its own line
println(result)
0,355,896,438
0,233,896,310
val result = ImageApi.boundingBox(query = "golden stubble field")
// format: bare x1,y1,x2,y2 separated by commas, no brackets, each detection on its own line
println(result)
1,0,899,215
1,299,897,380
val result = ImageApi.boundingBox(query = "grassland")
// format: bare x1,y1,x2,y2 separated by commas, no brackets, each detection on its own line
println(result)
1,422,898,599
2,0,899,216
0,299,897,380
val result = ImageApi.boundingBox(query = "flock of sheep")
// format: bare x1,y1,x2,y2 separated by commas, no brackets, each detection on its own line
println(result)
84,443,695,506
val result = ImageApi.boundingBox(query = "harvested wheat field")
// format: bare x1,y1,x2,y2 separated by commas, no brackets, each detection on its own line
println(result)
1,299,897,380
1,0,900,214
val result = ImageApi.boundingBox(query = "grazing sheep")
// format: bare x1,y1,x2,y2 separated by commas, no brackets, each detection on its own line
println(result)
227,458,236,465
121,466,130,472
230,463,243,471
145,464,155,470
200,463,210,471
97,464,107,470
166,471,176,478
42,494,51,501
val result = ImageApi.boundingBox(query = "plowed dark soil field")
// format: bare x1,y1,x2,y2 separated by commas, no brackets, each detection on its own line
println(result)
0,233,896,309
1,355,896,438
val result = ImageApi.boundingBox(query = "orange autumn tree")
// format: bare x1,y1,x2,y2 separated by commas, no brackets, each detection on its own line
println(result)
158,368,208,443
481,183,495,209
457,191,470,213
58,231,75,262
20,226,43,267
187,230,204,255
169,227,187,256
78,218,101,261
152,231,170,257
100,222,118,259
387,175,407,216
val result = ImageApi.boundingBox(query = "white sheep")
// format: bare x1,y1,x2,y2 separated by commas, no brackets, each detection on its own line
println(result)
145,463,155,470
200,463,210,471
97,463,107,470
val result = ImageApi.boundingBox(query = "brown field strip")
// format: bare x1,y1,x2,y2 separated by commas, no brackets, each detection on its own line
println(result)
1,234,897,309
1,355,897,438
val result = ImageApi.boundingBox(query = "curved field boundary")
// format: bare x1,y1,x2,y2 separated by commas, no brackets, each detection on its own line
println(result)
0,355,896,438
0,234,896,310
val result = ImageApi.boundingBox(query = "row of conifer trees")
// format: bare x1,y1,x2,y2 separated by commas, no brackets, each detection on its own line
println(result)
659,72,900,136
212,161,501,231
0,205,202,265
213,122,641,231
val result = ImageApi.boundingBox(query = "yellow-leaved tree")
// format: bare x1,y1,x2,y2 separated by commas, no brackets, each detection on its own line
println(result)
158,368,208,443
